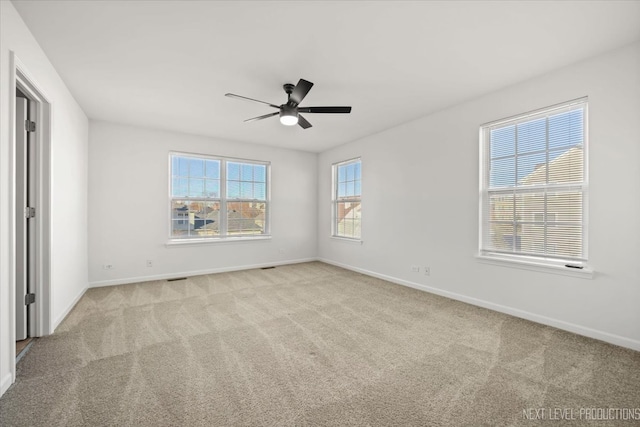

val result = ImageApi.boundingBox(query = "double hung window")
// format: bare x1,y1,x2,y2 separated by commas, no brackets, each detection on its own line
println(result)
333,158,362,239
170,153,269,240
480,99,587,266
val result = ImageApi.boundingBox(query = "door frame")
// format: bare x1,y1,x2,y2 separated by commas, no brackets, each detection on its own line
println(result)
15,94,34,341
7,51,52,382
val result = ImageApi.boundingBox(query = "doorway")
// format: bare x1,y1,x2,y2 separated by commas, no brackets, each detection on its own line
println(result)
15,89,36,356
8,53,53,378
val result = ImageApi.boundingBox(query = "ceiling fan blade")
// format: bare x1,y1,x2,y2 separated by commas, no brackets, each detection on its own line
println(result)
244,112,279,122
225,93,279,109
298,106,352,114
298,115,312,129
289,79,314,106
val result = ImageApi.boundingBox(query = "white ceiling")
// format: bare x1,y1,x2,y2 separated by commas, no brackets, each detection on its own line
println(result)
12,0,640,152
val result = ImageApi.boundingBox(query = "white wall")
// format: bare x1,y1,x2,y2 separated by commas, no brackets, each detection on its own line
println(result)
0,1,89,395
318,42,640,350
88,121,317,285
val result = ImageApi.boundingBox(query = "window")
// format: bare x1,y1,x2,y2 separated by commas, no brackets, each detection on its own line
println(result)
480,98,587,266
170,153,269,240
333,158,362,239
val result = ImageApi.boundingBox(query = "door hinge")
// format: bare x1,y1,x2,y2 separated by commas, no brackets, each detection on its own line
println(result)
25,120,36,132
25,293,36,305
24,207,36,219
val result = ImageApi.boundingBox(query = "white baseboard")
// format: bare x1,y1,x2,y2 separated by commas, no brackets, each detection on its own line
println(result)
319,258,640,352
52,286,88,333
1,372,13,396
89,257,318,288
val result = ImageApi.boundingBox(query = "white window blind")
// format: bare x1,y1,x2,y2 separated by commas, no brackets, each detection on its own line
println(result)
480,99,587,264
170,153,269,240
333,158,362,239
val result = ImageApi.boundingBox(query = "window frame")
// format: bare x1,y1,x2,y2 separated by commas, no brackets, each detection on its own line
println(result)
168,152,270,243
332,157,362,241
478,98,591,275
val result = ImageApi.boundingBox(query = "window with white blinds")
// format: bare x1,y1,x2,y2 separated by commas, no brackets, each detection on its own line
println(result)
333,158,362,239
480,98,588,265
170,153,269,240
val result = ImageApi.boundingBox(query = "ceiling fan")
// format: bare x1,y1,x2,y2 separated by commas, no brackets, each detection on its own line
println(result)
225,78,351,129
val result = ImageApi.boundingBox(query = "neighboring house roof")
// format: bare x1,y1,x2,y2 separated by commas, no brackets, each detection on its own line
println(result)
519,145,583,186
227,210,262,231
227,202,264,220
173,202,264,233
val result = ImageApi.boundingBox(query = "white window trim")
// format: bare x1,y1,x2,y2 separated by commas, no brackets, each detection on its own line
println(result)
166,235,271,247
478,98,590,276
168,151,271,243
476,254,593,279
330,235,364,245
331,157,362,241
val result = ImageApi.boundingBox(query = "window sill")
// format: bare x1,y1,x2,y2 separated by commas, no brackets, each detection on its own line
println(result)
330,236,363,245
166,235,271,247
476,254,594,279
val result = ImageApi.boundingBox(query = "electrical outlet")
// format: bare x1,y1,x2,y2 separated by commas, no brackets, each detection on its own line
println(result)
146,260,153,268
424,267,430,276
411,265,420,273
103,264,114,270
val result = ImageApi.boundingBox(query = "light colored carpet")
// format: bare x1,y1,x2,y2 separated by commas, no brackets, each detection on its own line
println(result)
1,262,639,426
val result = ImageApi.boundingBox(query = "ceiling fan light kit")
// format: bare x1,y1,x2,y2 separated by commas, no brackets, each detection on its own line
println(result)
225,79,351,129
279,104,299,126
